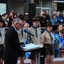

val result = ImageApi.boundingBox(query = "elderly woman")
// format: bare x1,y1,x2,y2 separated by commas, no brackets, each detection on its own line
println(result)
41,22,54,64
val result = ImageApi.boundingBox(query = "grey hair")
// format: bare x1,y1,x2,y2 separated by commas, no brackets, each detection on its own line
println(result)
40,12,44,15
56,12,60,14
12,18,23,24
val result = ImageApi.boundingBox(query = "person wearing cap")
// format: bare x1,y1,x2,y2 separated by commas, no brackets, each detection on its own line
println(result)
0,19,5,64
27,15,41,64
53,25,60,58
17,14,26,64
41,22,54,64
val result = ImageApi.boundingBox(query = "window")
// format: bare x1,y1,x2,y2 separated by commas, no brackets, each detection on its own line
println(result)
0,3,6,15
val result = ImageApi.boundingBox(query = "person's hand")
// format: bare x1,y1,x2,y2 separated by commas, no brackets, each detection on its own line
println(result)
54,45,58,49
61,19,63,22
46,20,48,22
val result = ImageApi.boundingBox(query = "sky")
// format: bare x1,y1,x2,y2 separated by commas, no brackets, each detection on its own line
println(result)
0,3,6,15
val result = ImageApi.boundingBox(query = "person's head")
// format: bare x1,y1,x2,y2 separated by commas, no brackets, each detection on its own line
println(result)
40,12,44,17
53,25,59,33
43,14,46,18
10,11,14,17
52,14,56,19
23,20,26,25
2,13,8,19
56,12,60,17
62,12,64,17
61,28,64,38
24,23,29,30
19,14,26,25
59,31,63,38
46,22,52,32
58,24,63,32
12,18,23,30
0,19,4,27
13,13,17,19
32,15,39,27
46,10,49,15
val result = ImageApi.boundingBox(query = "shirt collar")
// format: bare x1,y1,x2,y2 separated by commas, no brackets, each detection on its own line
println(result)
47,30,51,33
32,26,38,29
12,26,17,31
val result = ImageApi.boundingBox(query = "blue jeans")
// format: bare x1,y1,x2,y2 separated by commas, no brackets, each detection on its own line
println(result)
54,50,59,58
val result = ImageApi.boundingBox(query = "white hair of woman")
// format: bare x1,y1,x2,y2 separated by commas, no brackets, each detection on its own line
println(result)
40,12,44,15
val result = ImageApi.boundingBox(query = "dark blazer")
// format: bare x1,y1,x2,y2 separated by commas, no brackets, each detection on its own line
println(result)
9,16,13,26
39,17,47,27
3,26,22,63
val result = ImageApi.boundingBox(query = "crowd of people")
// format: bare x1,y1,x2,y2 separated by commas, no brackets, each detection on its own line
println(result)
39,10,64,27
0,10,64,64
0,10,64,27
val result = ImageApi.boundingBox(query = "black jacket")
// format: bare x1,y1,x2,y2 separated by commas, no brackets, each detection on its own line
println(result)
3,26,22,63
39,17,47,27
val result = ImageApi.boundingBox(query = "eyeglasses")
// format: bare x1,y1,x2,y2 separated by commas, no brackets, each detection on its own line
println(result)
18,23,23,27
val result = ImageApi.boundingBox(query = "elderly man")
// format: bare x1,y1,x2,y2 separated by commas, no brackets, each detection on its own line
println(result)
56,12,61,24
3,18,24,64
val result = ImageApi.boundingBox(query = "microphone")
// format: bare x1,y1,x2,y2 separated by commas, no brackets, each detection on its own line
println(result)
24,29,34,36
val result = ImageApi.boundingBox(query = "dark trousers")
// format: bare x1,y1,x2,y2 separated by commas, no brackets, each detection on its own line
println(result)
54,50,59,58
4,61,16,64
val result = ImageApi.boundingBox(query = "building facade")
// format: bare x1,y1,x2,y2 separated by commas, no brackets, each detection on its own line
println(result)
0,0,31,15
34,0,64,17
0,0,64,17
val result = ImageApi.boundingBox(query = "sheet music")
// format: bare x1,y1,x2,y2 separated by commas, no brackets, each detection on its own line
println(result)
21,43,40,50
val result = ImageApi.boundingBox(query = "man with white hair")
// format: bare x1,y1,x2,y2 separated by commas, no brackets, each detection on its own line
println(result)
3,18,24,64
56,12,62,24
